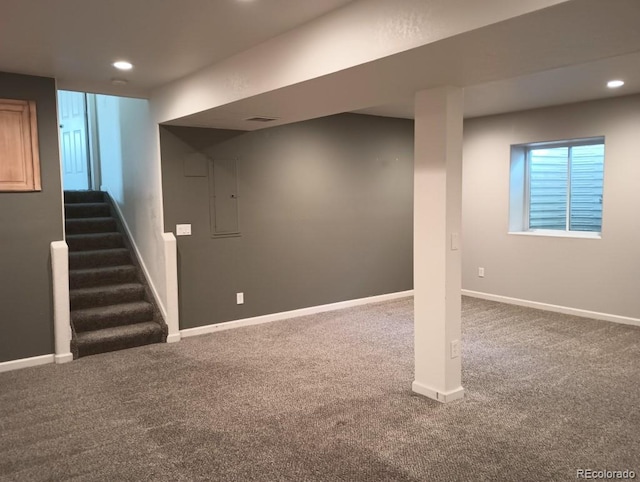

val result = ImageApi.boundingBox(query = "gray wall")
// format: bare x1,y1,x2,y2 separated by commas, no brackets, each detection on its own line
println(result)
462,94,640,319
0,73,63,362
161,114,414,328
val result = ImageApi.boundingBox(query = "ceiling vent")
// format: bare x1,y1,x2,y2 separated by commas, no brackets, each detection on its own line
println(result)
244,116,278,123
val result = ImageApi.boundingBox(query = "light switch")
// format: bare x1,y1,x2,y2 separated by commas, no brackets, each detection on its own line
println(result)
176,224,192,236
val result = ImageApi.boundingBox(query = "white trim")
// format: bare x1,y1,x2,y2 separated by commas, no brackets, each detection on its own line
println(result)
108,194,168,320
181,290,414,338
50,241,73,364
508,230,601,239
412,381,465,403
0,354,54,374
85,93,102,191
55,353,74,364
54,80,66,240
462,290,640,327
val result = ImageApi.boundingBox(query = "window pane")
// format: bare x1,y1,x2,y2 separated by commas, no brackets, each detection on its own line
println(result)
529,147,568,230
570,144,604,232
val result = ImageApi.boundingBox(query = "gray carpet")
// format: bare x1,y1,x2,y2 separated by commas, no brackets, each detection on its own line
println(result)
1,297,638,481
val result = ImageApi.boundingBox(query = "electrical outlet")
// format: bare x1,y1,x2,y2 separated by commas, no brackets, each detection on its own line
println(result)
176,224,192,236
450,339,461,359
478,267,485,278
236,292,244,305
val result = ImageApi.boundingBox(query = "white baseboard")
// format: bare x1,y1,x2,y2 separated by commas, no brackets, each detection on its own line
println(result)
0,354,54,374
412,381,465,403
462,290,640,328
181,290,414,338
55,353,73,364
166,333,181,343
107,192,168,320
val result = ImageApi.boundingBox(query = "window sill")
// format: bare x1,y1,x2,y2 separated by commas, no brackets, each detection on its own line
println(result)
508,230,601,240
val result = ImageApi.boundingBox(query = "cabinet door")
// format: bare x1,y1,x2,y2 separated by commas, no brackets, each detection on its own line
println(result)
0,99,41,192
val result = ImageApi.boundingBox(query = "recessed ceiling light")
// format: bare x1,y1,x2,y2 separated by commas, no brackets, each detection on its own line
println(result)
111,78,128,86
607,80,624,89
113,61,133,71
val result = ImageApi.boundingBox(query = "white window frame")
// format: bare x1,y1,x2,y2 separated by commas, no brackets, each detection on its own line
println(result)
509,136,604,239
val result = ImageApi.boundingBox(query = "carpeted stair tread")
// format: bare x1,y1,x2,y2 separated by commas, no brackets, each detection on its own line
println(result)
69,265,138,289
66,232,124,251
64,190,167,358
75,322,163,357
69,248,131,269
65,217,117,235
70,283,146,310
64,190,105,204
72,301,155,332
65,202,111,219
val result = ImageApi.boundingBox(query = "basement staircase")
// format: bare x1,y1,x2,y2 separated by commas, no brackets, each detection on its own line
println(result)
65,191,167,358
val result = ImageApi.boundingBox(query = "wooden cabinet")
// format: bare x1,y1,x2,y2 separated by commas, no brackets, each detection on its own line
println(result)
0,99,41,192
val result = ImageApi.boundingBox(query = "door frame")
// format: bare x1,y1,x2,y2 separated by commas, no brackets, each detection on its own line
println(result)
85,93,101,190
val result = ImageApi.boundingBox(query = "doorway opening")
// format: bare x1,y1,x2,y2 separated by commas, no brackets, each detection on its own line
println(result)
58,90,100,190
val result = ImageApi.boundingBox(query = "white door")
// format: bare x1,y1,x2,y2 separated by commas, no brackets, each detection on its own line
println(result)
58,90,90,190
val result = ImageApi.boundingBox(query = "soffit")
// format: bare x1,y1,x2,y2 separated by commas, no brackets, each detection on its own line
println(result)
167,0,640,128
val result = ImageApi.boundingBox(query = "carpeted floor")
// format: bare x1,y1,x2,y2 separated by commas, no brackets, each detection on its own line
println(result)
1,297,638,481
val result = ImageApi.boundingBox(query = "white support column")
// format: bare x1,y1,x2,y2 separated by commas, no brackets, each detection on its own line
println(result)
412,86,464,403
163,232,181,343
51,241,73,364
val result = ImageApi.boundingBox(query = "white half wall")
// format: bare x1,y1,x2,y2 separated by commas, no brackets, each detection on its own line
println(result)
50,241,72,364
162,232,180,343
462,94,640,320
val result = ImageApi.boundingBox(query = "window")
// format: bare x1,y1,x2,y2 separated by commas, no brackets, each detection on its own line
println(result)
509,137,604,236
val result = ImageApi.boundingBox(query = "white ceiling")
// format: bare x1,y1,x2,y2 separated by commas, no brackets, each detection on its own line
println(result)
0,0,353,97
1,0,639,124
355,51,640,119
